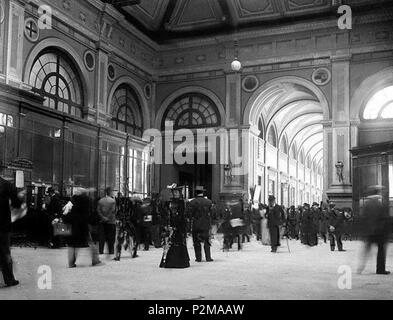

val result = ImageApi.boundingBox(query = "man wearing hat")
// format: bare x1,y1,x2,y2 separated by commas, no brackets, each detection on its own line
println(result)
267,195,284,253
188,186,214,262
302,203,315,246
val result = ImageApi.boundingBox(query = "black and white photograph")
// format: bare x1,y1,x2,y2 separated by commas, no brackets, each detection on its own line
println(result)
1,0,393,308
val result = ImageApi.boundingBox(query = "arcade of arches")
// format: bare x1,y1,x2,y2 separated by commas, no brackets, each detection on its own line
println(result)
0,0,393,213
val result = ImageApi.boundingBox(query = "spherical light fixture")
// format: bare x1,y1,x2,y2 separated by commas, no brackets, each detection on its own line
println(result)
231,58,242,72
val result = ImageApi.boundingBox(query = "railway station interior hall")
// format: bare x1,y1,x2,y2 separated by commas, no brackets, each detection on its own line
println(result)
0,0,393,214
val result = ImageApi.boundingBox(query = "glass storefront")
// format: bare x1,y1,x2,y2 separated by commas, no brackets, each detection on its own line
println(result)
352,143,393,217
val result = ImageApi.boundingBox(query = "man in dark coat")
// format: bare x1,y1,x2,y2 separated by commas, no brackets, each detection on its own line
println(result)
358,189,391,275
328,203,345,252
0,177,25,287
319,204,329,243
188,186,213,262
267,195,284,253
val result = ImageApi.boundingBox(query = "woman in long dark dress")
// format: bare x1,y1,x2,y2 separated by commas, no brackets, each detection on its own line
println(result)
159,189,190,269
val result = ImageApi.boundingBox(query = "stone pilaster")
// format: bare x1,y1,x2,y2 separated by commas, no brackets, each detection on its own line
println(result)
225,71,241,127
326,53,352,207
5,0,26,88
95,44,110,126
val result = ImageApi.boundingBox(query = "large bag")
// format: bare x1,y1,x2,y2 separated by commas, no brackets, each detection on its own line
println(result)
53,221,72,237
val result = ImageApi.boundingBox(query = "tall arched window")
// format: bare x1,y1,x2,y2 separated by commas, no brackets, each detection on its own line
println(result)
306,155,312,169
267,126,277,147
363,86,393,120
280,136,288,154
258,118,264,139
299,149,305,165
110,84,143,137
290,144,297,160
163,93,220,130
29,49,84,117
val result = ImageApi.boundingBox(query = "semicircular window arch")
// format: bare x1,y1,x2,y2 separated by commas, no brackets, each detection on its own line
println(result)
163,93,221,130
110,84,143,137
363,86,393,120
29,48,84,117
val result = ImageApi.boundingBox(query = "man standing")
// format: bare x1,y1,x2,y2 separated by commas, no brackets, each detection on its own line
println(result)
97,187,116,255
267,195,284,253
0,177,26,287
328,202,345,252
188,186,213,262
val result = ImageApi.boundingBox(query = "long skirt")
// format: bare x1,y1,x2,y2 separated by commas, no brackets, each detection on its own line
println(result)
261,219,271,245
160,243,190,269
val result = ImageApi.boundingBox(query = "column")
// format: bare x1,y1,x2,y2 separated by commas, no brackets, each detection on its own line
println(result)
0,0,7,79
5,0,25,87
326,52,353,207
225,72,241,126
95,47,109,125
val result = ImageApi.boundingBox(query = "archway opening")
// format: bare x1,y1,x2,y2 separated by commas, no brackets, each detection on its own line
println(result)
248,80,326,206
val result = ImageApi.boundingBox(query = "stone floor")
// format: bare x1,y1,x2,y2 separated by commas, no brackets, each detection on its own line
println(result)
0,237,392,300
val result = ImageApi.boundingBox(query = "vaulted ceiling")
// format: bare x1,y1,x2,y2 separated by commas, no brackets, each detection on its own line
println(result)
105,0,393,43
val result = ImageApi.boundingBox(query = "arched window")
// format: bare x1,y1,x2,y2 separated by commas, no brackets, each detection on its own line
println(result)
163,93,220,130
290,144,297,160
363,86,393,120
110,84,143,137
267,126,277,147
299,149,305,165
306,155,312,169
29,49,84,117
280,136,288,154
258,118,264,139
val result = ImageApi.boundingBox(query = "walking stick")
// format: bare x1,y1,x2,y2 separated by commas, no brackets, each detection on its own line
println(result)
286,235,291,253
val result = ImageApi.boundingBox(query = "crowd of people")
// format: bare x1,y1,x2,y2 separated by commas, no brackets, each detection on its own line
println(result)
1,178,392,288
248,198,354,252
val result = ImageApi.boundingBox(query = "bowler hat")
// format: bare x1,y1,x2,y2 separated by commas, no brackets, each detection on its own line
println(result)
195,186,206,193
268,195,276,201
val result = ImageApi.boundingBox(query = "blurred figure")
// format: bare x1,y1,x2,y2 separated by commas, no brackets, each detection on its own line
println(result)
63,188,101,268
97,187,116,255
0,178,26,287
113,198,136,261
46,187,63,248
358,187,391,275
266,195,284,253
